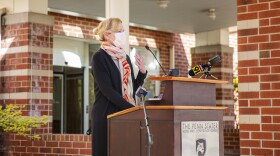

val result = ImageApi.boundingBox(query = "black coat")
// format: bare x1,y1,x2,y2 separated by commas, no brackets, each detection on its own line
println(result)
91,48,147,156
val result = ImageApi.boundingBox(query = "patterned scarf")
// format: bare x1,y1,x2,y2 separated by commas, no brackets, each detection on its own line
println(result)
101,42,135,105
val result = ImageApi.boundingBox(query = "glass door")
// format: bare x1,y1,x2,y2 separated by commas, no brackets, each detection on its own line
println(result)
64,68,84,134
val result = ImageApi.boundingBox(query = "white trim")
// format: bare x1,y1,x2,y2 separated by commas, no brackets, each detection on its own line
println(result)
237,19,259,30
4,12,54,25
191,45,234,54
48,8,106,21
238,51,259,61
0,46,28,55
29,46,52,54
83,43,90,134
223,116,235,121
48,116,53,122
0,92,53,99
228,26,237,33
239,115,261,124
216,100,234,105
0,69,53,77
216,84,234,89
48,8,178,33
211,68,233,74
0,46,52,55
54,35,100,44
169,45,175,69
239,83,260,92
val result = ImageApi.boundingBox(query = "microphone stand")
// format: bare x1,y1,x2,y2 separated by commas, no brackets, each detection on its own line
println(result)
145,45,168,76
139,93,153,156
199,65,218,79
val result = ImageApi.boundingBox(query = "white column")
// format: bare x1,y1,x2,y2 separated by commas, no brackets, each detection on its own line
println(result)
169,45,175,69
106,0,130,53
0,0,48,15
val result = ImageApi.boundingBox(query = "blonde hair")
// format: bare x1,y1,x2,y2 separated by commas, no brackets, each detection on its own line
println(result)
93,18,122,41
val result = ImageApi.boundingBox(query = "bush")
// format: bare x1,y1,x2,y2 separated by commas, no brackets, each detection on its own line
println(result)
0,104,48,140
233,77,238,92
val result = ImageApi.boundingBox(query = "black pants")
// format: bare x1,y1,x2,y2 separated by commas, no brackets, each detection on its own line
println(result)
92,114,107,156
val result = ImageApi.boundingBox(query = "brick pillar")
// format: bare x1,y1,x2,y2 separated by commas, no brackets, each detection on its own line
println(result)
191,29,240,155
0,11,54,132
0,9,54,154
237,0,280,155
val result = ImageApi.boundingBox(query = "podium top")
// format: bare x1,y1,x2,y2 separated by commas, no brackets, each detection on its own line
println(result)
149,76,228,84
107,106,227,119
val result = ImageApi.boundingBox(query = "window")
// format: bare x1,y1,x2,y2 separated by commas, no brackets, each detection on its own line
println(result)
129,47,160,99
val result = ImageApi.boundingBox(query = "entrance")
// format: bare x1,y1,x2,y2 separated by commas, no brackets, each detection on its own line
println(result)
53,67,84,134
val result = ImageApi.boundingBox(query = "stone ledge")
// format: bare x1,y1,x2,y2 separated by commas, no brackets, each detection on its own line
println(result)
0,92,53,99
0,46,52,55
4,12,54,25
191,45,234,54
0,69,53,77
239,115,261,124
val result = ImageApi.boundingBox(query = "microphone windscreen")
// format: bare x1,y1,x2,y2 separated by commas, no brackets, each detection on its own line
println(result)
209,55,221,66
188,70,195,76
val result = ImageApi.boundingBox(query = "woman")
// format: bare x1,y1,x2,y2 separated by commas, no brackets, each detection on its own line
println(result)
91,18,147,156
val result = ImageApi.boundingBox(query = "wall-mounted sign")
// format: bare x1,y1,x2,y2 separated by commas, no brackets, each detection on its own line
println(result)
181,121,219,156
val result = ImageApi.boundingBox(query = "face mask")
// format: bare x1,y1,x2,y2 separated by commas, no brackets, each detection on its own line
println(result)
113,32,126,49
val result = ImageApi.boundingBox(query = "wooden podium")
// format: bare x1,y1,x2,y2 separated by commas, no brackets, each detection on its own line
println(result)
107,77,228,156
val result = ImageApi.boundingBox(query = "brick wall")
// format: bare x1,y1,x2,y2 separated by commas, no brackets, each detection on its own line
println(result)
7,134,91,156
237,0,280,155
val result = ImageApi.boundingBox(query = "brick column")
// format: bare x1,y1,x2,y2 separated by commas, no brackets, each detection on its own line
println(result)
0,10,55,155
0,12,54,131
237,0,280,155
191,29,240,155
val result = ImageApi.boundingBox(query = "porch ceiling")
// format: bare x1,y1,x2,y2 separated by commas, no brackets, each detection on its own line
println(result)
48,0,237,33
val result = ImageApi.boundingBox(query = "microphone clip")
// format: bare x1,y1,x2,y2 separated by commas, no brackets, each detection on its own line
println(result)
199,64,218,79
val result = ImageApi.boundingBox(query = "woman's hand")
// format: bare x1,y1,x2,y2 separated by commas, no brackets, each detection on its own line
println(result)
135,53,147,74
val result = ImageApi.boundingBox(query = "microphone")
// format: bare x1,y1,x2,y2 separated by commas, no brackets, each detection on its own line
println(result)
136,86,148,97
145,45,168,76
188,64,206,76
188,55,221,77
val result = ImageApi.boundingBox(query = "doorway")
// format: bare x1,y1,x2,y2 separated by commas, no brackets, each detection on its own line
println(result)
53,66,84,134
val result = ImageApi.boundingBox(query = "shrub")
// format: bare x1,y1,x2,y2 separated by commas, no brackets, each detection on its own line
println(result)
0,104,48,140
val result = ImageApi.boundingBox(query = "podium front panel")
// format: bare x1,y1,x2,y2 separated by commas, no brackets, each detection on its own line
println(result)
108,121,141,156
108,108,224,156
159,81,216,106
